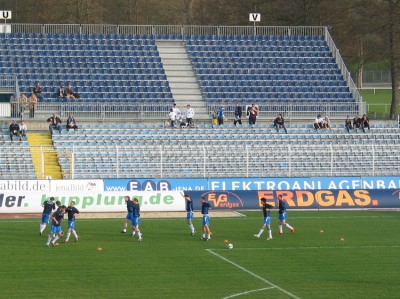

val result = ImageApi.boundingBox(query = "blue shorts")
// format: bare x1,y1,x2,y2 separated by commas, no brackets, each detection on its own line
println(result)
202,215,210,226
186,211,194,221
41,213,51,224
68,220,75,230
126,212,133,221
279,212,287,222
263,216,271,226
50,225,62,234
131,217,140,227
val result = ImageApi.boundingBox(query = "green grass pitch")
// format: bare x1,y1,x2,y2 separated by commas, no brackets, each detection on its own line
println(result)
1,210,399,299
360,89,399,118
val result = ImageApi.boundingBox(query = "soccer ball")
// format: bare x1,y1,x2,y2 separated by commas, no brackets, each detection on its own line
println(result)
227,243,234,249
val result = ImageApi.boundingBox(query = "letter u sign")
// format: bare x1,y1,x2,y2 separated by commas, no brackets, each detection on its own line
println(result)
0,11,12,20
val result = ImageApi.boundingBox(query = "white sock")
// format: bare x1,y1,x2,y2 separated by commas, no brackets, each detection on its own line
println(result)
279,225,283,233
285,223,293,230
72,230,78,239
132,231,136,236
66,231,71,242
52,235,60,243
40,224,46,233
257,228,264,236
189,223,195,232
268,229,272,238
46,235,52,245
202,233,206,238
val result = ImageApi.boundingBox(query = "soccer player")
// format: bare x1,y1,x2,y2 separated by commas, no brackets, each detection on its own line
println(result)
278,194,295,234
39,196,56,236
64,201,80,243
200,196,211,241
131,198,142,242
121,196,134,233
184,194,196,235
254,198,273,240
45,205,66,247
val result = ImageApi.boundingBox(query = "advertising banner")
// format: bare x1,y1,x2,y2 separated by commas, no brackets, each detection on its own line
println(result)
103,176,400,192
104,178,208,192
185,189,400,210
49,179,104,193
0,191,185,213
208,176,400,191
0,180,50,192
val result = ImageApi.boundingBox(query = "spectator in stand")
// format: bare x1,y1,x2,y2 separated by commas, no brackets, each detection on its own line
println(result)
65,85,75,99
274,113,288,133
186,104,195,127
323,115,331,129
168,108,176,128
19,121,27,137
10,94,19,118
19,93,28,116
9,120,21,141
57,85,66,99
172,103,181,118
345,116,353,133
33,82,43,101
361,114,371,133
66,113,78,131
314,114,324,130
247,103,258,125
217,106,225,125
353,114,362,132
29,92,38,118
234,102,242,126
211,108,218,125
47,113,62,134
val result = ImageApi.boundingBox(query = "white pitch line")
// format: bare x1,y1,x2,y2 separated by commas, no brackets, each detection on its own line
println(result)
232,211,247,217
206,249,301,299
223,287,275,299
210,245,400,251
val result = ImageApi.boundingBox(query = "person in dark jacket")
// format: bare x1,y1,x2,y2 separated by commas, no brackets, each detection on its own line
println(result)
47,114,62,134
66,113,78,131
353,114,362,132
273,113,287,133
361,114,370,133
9,120,21,141
345,116,353,133
233,102,242,126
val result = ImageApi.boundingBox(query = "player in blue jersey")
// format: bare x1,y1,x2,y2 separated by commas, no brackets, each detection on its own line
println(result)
39,197,56,236
200,196,211,241
45,205,66,247
64,201,80,243
131,198,142,241
184,194,196,235
121,196,134,233
278,194,295,234
254,198,273,240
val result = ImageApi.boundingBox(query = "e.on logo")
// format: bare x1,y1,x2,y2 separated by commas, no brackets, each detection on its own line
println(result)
202,191,243,209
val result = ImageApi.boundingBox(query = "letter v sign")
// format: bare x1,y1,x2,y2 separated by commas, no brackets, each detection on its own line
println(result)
249,13,261,22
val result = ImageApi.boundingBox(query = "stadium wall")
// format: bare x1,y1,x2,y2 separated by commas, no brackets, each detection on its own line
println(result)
1,178,400,213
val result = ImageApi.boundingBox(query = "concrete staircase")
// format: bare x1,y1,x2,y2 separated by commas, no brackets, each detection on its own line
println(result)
156,40,208,120
27,133,63,179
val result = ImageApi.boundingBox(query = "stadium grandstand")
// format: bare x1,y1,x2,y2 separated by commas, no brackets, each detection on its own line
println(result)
0,24,398,180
